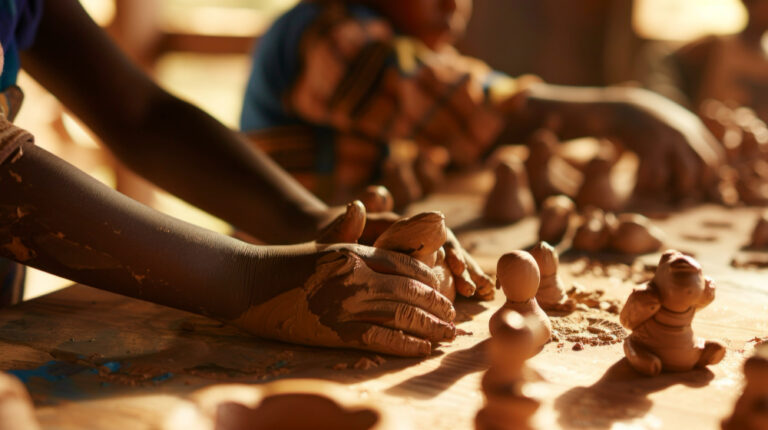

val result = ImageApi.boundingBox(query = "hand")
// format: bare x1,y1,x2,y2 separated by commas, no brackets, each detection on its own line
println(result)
231,243,456,356
443,228,495,300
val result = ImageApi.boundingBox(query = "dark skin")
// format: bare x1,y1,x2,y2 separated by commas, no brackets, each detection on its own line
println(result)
0,0,464,356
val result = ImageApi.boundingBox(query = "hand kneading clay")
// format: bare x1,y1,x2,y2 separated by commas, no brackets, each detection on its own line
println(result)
620,250,725,376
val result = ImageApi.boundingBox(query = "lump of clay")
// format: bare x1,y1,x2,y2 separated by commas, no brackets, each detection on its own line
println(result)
490,251,551,350
750,211,768,248
575,155,623,212
358,186,394,214
525,129,581,205
608,213,664,255
722,343,768,430
538,195,576,244
529,242,575,312
620,250,726,376
476,310,546,430
572,207,614,253
484,159,535,224
374,212,455,301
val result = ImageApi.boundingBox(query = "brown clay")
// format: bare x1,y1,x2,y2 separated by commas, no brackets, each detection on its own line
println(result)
571,208,614,253
483,159,535,224
490,251,551,350
524,129,581,205
528,242,575,312
750,211,768,248
0,373,40,430
380,159,422,211
358,186,394,213
722,343,768,430
620,250,725,376
608,213,664,255
538,195,576,245
575,155,623,212
373,212,455,301
476,310,546,430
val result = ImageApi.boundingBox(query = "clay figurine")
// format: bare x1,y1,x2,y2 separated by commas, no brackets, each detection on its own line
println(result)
575,155,623,212
538,195,576,245
750,210,768,248
483,159,535,224
608,213,664,255
524,129,581,205
620,250,726,376
571,207,614,253
489,251,551,350
476,310,546,430
358,185,394,214
529,242,575,312
374,211,456,301
722,343,768,430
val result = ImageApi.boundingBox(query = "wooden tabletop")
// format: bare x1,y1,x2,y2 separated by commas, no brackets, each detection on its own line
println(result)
1,192,767,429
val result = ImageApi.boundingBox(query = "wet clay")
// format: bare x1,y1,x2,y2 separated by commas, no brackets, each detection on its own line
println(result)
575,155,623,212
490,251,551,351
483,159,535,224
476,310,546,430
528,242,574,312
358,186,394,214
538,195,576,245
524,129,581,205
374,212,456,301
722,343,768,430
0,372,40,430
620,250,726,376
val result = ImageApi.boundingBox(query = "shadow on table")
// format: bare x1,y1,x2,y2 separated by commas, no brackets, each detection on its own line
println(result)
553,358,714,429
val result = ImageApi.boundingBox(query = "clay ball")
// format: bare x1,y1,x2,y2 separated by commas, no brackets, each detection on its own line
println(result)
496,251,540,302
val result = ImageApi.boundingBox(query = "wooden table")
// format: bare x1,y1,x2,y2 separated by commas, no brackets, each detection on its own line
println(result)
1,192,767,429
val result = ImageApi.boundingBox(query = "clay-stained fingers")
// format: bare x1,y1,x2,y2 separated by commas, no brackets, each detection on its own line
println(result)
352,301,456,342
365,273,455,322
463,251,495,300
316,201,366,244
355,323,432,357
354,246,440,288
359,211,399,245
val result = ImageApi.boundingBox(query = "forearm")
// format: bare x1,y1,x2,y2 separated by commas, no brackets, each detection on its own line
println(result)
0,143,262,320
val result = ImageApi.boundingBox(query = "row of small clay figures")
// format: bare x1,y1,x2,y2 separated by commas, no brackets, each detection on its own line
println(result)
477,243,766,430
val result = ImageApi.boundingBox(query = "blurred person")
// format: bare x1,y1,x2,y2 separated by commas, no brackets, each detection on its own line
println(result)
240,0,725,206
0,0,493,357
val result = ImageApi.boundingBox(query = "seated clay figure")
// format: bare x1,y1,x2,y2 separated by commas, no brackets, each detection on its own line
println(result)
528,242,575,312
722,343,768,430
476,310,546,430
489,251,551,350
620,250,726,376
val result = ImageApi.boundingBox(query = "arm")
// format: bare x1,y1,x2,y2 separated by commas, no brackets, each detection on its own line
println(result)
20,0,331,244
619,283,661,330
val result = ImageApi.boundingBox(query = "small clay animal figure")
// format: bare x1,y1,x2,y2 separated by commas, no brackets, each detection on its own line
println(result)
608,213,664,255
358,185,394,213
476,310,546,430
722,343,768,430
749,211,768,248
524,129,581,205
490,251,551,350
571,207,614,253
620,250,726,376
374,212,456,301
529,242,575,312
538,195,576,245
575,155,623,212
484,159,535,224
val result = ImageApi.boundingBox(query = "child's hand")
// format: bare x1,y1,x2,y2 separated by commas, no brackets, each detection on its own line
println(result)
232,243,456,357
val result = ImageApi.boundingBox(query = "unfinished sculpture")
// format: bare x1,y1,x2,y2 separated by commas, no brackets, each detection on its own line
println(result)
529,242,575,312
722,343,768,430
0,373,40,430
608,213,664,255
524,129,580,205
476,310,546,430
750,211,768,248
538,195,576,245
575,155,623,212
483,159,535,224
620,250,726,376
358,186,394,214
490,251,551,350
374,212,456,301
571,207,613,253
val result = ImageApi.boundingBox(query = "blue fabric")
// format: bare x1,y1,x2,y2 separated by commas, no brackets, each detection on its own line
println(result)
0,0,43,90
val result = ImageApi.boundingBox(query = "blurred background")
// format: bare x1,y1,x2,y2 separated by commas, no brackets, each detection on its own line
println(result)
17,0,750,298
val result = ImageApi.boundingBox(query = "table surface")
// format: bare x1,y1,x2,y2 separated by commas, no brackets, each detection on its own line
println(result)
1,188,767,429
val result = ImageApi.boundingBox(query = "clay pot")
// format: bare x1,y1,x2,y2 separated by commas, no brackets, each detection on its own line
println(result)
484,159,535,223
608,213,664,255
538,195,576,244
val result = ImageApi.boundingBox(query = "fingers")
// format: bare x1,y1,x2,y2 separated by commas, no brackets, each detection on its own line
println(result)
357,324,432,357
316,201,366,243
365,273,455,322
358,185,394,213
359,211,399,245
352,301,455,342
356,246,440,289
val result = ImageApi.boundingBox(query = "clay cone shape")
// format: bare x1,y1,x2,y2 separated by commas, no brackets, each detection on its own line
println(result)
538,195,576,244
529,242,573,311
609,213,664,255
484,159,535,223
525,129,581,205
576,156,623,212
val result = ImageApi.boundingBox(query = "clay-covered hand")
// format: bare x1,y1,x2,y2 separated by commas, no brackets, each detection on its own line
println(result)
443,229,495,300
619,285,661,330
232,242,457,357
